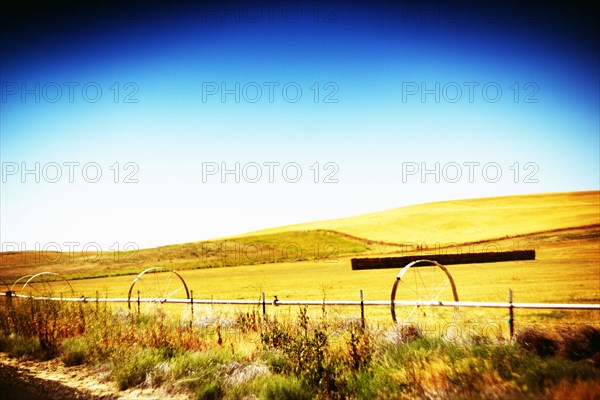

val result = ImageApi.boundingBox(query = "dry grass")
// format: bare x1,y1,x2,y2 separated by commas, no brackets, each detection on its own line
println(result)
1,191,598,284
1,191,598,384
2,224,597,335
236,191,600,244
1,298,599,399
1,191,598,398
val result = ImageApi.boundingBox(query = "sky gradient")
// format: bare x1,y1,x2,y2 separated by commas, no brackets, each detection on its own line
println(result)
1,0,599,250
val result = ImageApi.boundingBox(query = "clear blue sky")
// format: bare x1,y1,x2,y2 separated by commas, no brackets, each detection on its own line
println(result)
1,1,598,250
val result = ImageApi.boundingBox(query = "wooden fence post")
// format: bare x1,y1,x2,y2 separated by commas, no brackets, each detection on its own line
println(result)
262,292,266,316
190,290,194,329
360,289,365,329
509,289,514,339
5,290,12,309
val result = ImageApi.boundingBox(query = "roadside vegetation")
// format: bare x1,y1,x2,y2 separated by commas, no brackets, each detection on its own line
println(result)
1,298,599,399
0,192,598,398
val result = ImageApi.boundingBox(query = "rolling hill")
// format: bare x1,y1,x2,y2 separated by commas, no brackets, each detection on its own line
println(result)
235,191,600,245
1,191,598,283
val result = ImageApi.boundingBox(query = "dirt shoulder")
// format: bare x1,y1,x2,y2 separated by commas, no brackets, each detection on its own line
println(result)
0,353,190,400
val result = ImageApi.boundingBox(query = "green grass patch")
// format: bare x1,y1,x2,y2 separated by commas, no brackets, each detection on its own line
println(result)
111,347,168,390
2,230,371,282
0,333,42,359
260,375,313,400
60,337,88,366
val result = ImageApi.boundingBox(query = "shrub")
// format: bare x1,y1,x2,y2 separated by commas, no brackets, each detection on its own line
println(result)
60,337,88,366
170,350,227,381
170,350,229,399
398,323,422,343
0,333,41,358
516,327,558,357
519,356,599,393
346,326,372,371
558,325,600,362
263,350,288,374
112,347,166,390
259,312,354,396
0,333,11,352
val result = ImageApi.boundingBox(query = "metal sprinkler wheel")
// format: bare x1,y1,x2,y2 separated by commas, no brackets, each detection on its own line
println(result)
391,260,459,326
10,274,34,293
127,267,190,309
20,272,75,298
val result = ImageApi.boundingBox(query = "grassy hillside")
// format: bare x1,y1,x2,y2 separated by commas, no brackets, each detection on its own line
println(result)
56,225,599,302
0,230,376,282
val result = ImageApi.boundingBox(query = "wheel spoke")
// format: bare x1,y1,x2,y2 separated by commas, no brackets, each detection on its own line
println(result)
415,267,432,300
404,305,420,324
433,280,450,302
163,272,174,298
401,276,423,300
393,261,459,328
166,286,184,298
128,269,189,308
138,277,155,298
154,272,161,297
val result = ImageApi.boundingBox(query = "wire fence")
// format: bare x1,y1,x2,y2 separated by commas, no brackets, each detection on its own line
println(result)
3,290,599,310
3,290,599,338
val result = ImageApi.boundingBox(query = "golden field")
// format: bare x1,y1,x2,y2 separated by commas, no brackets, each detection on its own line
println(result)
1,191,597,330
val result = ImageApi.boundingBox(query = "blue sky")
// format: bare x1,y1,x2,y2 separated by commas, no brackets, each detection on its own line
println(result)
1,1,598,250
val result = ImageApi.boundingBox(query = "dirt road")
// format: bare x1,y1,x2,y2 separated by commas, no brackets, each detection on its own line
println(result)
0,362,102,399
0,353,188,400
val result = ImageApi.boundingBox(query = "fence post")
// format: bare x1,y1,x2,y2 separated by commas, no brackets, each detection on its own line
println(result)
137,290,141,316
509,289,514,339
95,291,99,313
5,291,12,309
262,292,266,316
190,290,194,329
360,289,365,329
